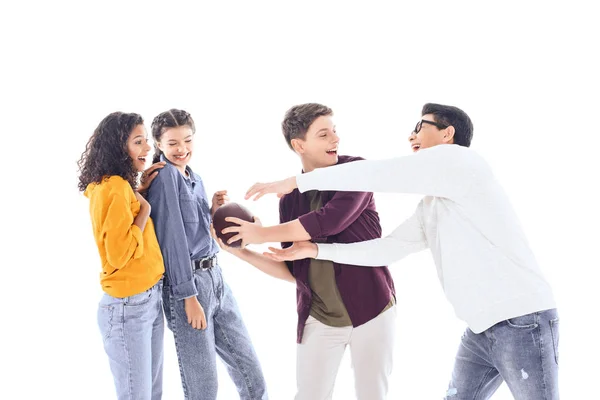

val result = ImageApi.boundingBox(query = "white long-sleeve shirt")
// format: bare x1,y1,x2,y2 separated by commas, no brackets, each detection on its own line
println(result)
296,144,556,333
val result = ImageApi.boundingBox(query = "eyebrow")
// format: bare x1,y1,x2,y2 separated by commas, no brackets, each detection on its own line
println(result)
167,135,193,142
132,135,144,140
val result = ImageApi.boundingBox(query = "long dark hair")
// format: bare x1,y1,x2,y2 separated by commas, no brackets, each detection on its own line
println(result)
77,112,144,192
151,109,196,163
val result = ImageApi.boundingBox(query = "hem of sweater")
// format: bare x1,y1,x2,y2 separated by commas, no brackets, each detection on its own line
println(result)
465,290,556,334
102,272,163,298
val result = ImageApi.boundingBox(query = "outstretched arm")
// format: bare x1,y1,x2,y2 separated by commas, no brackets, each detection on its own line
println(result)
265,208,428,267
246,145,483,201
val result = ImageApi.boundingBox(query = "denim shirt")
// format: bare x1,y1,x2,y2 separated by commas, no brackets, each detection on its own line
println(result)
147,155,218,300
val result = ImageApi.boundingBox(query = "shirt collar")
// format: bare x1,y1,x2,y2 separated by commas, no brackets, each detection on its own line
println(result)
160,153,196,183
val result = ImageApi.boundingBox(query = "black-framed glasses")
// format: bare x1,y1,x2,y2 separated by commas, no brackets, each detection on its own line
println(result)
414,119,448,134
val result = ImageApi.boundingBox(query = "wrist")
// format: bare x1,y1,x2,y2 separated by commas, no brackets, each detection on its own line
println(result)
311,242,319,258
256,226,268,244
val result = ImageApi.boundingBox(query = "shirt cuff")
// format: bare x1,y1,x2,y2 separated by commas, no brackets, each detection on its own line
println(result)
172,279,198,301
316,243,336,261
296,173,311,193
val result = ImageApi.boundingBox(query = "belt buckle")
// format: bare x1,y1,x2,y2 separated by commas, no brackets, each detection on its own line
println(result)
201,255,215,270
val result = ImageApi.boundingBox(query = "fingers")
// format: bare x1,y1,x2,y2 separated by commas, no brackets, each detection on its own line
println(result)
246,183,271,201
223,216,246,227
245,183,260,200
227,234,242,245
253,192,266,201
189,310,207,330
141,162,165,182
221,226,241,235
267,246,286,255
144,170,159,185
213,190,229,206
262,252,283,262
146,161,166,173
217,237,229,250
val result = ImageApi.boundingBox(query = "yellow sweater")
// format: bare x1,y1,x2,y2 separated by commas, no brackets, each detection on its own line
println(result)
84,175,164,298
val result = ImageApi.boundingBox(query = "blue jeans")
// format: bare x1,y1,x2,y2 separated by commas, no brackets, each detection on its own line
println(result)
97,280,165,400
163,264,268,400
446,308,559,399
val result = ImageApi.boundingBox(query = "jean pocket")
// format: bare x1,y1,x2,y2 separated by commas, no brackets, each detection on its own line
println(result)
97,305,114,342
506,312,538,329
180,194,199,223
550,318,559,364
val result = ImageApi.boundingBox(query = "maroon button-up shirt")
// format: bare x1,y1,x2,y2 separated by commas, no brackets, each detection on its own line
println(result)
279,155,396,343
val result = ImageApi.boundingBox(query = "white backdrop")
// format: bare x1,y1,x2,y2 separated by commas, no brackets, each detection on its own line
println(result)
1,1,599,399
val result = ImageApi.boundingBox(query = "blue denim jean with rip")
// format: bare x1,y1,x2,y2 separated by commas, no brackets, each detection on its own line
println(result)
164,264,268,400
446,308,559,400
98,280,165,400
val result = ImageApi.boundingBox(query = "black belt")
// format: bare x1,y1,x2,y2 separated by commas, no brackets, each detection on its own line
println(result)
193,255,217,271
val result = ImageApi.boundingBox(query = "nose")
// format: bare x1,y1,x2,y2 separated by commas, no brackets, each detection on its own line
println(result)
408,131,417,142
331,131,340,143
144,142,151,151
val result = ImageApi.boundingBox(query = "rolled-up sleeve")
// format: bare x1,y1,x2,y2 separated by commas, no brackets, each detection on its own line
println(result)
298,190,373,239
147,170,197,300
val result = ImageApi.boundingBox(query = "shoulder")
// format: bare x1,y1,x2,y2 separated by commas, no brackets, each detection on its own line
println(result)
88,175,134,204
429,144,481,160
152,162,181,187
102,175,132,194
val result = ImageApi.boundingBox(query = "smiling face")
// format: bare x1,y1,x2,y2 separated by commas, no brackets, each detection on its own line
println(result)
292,115,340,171
156,125,194,171
126,124,152,172
408,113,455,153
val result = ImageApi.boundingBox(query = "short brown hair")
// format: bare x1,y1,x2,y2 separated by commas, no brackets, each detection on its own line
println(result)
281,103,333,150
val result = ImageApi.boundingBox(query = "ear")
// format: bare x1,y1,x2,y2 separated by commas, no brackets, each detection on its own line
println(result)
443,126,455,144
156,141,164,151
291,138,305,154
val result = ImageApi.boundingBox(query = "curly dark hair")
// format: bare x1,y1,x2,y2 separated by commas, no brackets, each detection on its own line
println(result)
151,109,196,163
281,103,333,151
77,112,144,192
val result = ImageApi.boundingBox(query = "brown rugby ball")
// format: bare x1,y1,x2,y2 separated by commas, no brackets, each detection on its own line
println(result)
212,202,254,248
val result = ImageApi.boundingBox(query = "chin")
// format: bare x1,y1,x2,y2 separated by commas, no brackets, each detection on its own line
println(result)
325,159,338,167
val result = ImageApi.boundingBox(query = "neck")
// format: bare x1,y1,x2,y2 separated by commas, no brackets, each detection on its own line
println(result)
301,158,317,173
176,165,188,176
